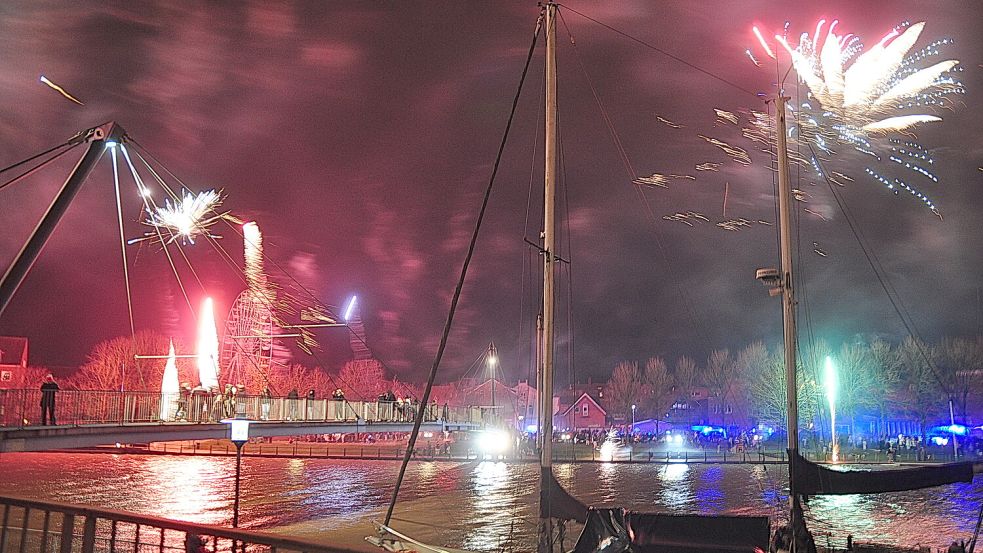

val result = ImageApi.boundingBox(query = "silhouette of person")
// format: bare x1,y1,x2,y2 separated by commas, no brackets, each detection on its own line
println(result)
40,375,59,425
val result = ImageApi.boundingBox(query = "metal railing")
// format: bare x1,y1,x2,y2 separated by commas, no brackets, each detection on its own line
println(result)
0,389,483,429
0,494,358,553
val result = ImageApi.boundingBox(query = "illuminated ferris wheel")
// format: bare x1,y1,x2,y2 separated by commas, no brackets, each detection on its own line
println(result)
220,290,274,387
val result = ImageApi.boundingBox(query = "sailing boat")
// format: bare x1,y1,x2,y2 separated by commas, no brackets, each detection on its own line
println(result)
366,6,588,551
363,4,768,552
367,4,978,553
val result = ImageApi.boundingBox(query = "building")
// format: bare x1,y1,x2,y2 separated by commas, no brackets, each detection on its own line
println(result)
0,337,28,389
556,392,607,431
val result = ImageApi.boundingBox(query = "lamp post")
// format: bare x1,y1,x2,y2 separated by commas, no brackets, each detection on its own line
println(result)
225,418,250,528
631,404,636,436
488,343,498,424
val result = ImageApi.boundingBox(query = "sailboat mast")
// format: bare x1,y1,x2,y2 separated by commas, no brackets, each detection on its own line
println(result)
775,95,798,459
775,94,801,548
541,0,557,475
538,4,558,552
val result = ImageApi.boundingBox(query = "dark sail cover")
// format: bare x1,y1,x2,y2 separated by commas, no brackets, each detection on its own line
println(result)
793,451,975,495
572,508,770,553
539,468,588,522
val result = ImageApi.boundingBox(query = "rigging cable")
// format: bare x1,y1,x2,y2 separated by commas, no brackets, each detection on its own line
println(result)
0,142,82,192
110,146,137,342
520,69,545,403
557,9,715,355
383,6,546,528
128,140,380,402
557,3,761,99
808,144,950,396
119,145,197,319
557,111,577,388
0,138,77,175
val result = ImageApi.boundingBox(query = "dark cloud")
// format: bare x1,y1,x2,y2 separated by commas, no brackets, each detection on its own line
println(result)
1,1,981,386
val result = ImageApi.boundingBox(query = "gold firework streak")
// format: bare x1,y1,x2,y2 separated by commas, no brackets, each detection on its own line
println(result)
656,116,683,128
39,75,84,105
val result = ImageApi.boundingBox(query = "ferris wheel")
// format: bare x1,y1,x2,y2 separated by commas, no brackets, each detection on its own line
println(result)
220,289,274,387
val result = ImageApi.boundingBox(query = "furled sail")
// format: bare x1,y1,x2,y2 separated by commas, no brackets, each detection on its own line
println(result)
539,468,588,523
792,452,975,495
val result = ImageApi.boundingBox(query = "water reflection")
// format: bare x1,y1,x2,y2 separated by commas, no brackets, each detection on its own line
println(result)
658,463,692,509
2,453,980,553
140,455,229,525
463,462,516,552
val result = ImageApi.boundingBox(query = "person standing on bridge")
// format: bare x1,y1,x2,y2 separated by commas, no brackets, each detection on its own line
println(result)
40,375,59,425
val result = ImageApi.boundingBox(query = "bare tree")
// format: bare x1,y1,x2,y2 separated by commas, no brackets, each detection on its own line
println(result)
748,346,821,433
643,357,675,431
897,336,945,441
337,358,390,399
704,349,740,426
11,366,52,389
932,336,983,422
835,341,879,437
869,338,902,437
604,361,643,422
673,355,700,400
71,331,191,391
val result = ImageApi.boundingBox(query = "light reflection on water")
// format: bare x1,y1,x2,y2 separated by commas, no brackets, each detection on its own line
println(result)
1,453,980,552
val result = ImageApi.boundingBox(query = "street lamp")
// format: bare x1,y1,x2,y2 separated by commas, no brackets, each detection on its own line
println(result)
631,404,636,436
225,418,251,528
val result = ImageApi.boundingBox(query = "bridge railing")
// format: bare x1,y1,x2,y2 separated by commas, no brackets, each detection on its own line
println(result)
0,493,357,553
0,389,484,429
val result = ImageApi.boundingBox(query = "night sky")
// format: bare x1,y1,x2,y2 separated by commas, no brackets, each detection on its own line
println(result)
1,1,981,387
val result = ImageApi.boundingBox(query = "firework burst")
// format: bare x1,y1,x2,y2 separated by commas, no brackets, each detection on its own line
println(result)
130,189,236,245
751,19,964,213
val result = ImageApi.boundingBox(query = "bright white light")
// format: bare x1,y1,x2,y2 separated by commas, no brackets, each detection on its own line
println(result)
477,429,510,454
196,297,220,389
673,434,684,445
106,140,118,148
824,356,838,405
159,340,180,421
343,295,358,321
226,419,251,443
525,424,538,433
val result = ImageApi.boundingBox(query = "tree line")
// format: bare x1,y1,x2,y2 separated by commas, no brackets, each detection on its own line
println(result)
602,335,983,440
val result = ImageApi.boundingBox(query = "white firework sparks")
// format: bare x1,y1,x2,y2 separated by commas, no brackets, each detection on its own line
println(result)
131,189,233,245
753,19,964,213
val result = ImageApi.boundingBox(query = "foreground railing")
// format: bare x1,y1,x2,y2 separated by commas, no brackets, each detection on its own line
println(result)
0,389,483,429
0,494,356,553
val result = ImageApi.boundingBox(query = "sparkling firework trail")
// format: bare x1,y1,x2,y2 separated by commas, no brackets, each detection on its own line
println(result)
749,19,963,213
714,109,740,125
656,116,684,128
131,189,233,245
698,135,752,165
633,173,695,188
663,211,709,226
39,75,84,105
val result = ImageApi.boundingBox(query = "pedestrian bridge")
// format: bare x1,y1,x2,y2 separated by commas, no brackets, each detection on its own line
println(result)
0,389,483,453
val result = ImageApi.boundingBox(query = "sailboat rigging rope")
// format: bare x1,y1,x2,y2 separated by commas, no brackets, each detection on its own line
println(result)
0,139,77,175
110,147,137,342
556,119,577,387
557,9,715,356
382,6,546,528
0,142,81,192
807,144,950,396
119,145,198,319
556,3,760,99
126,140,381,400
